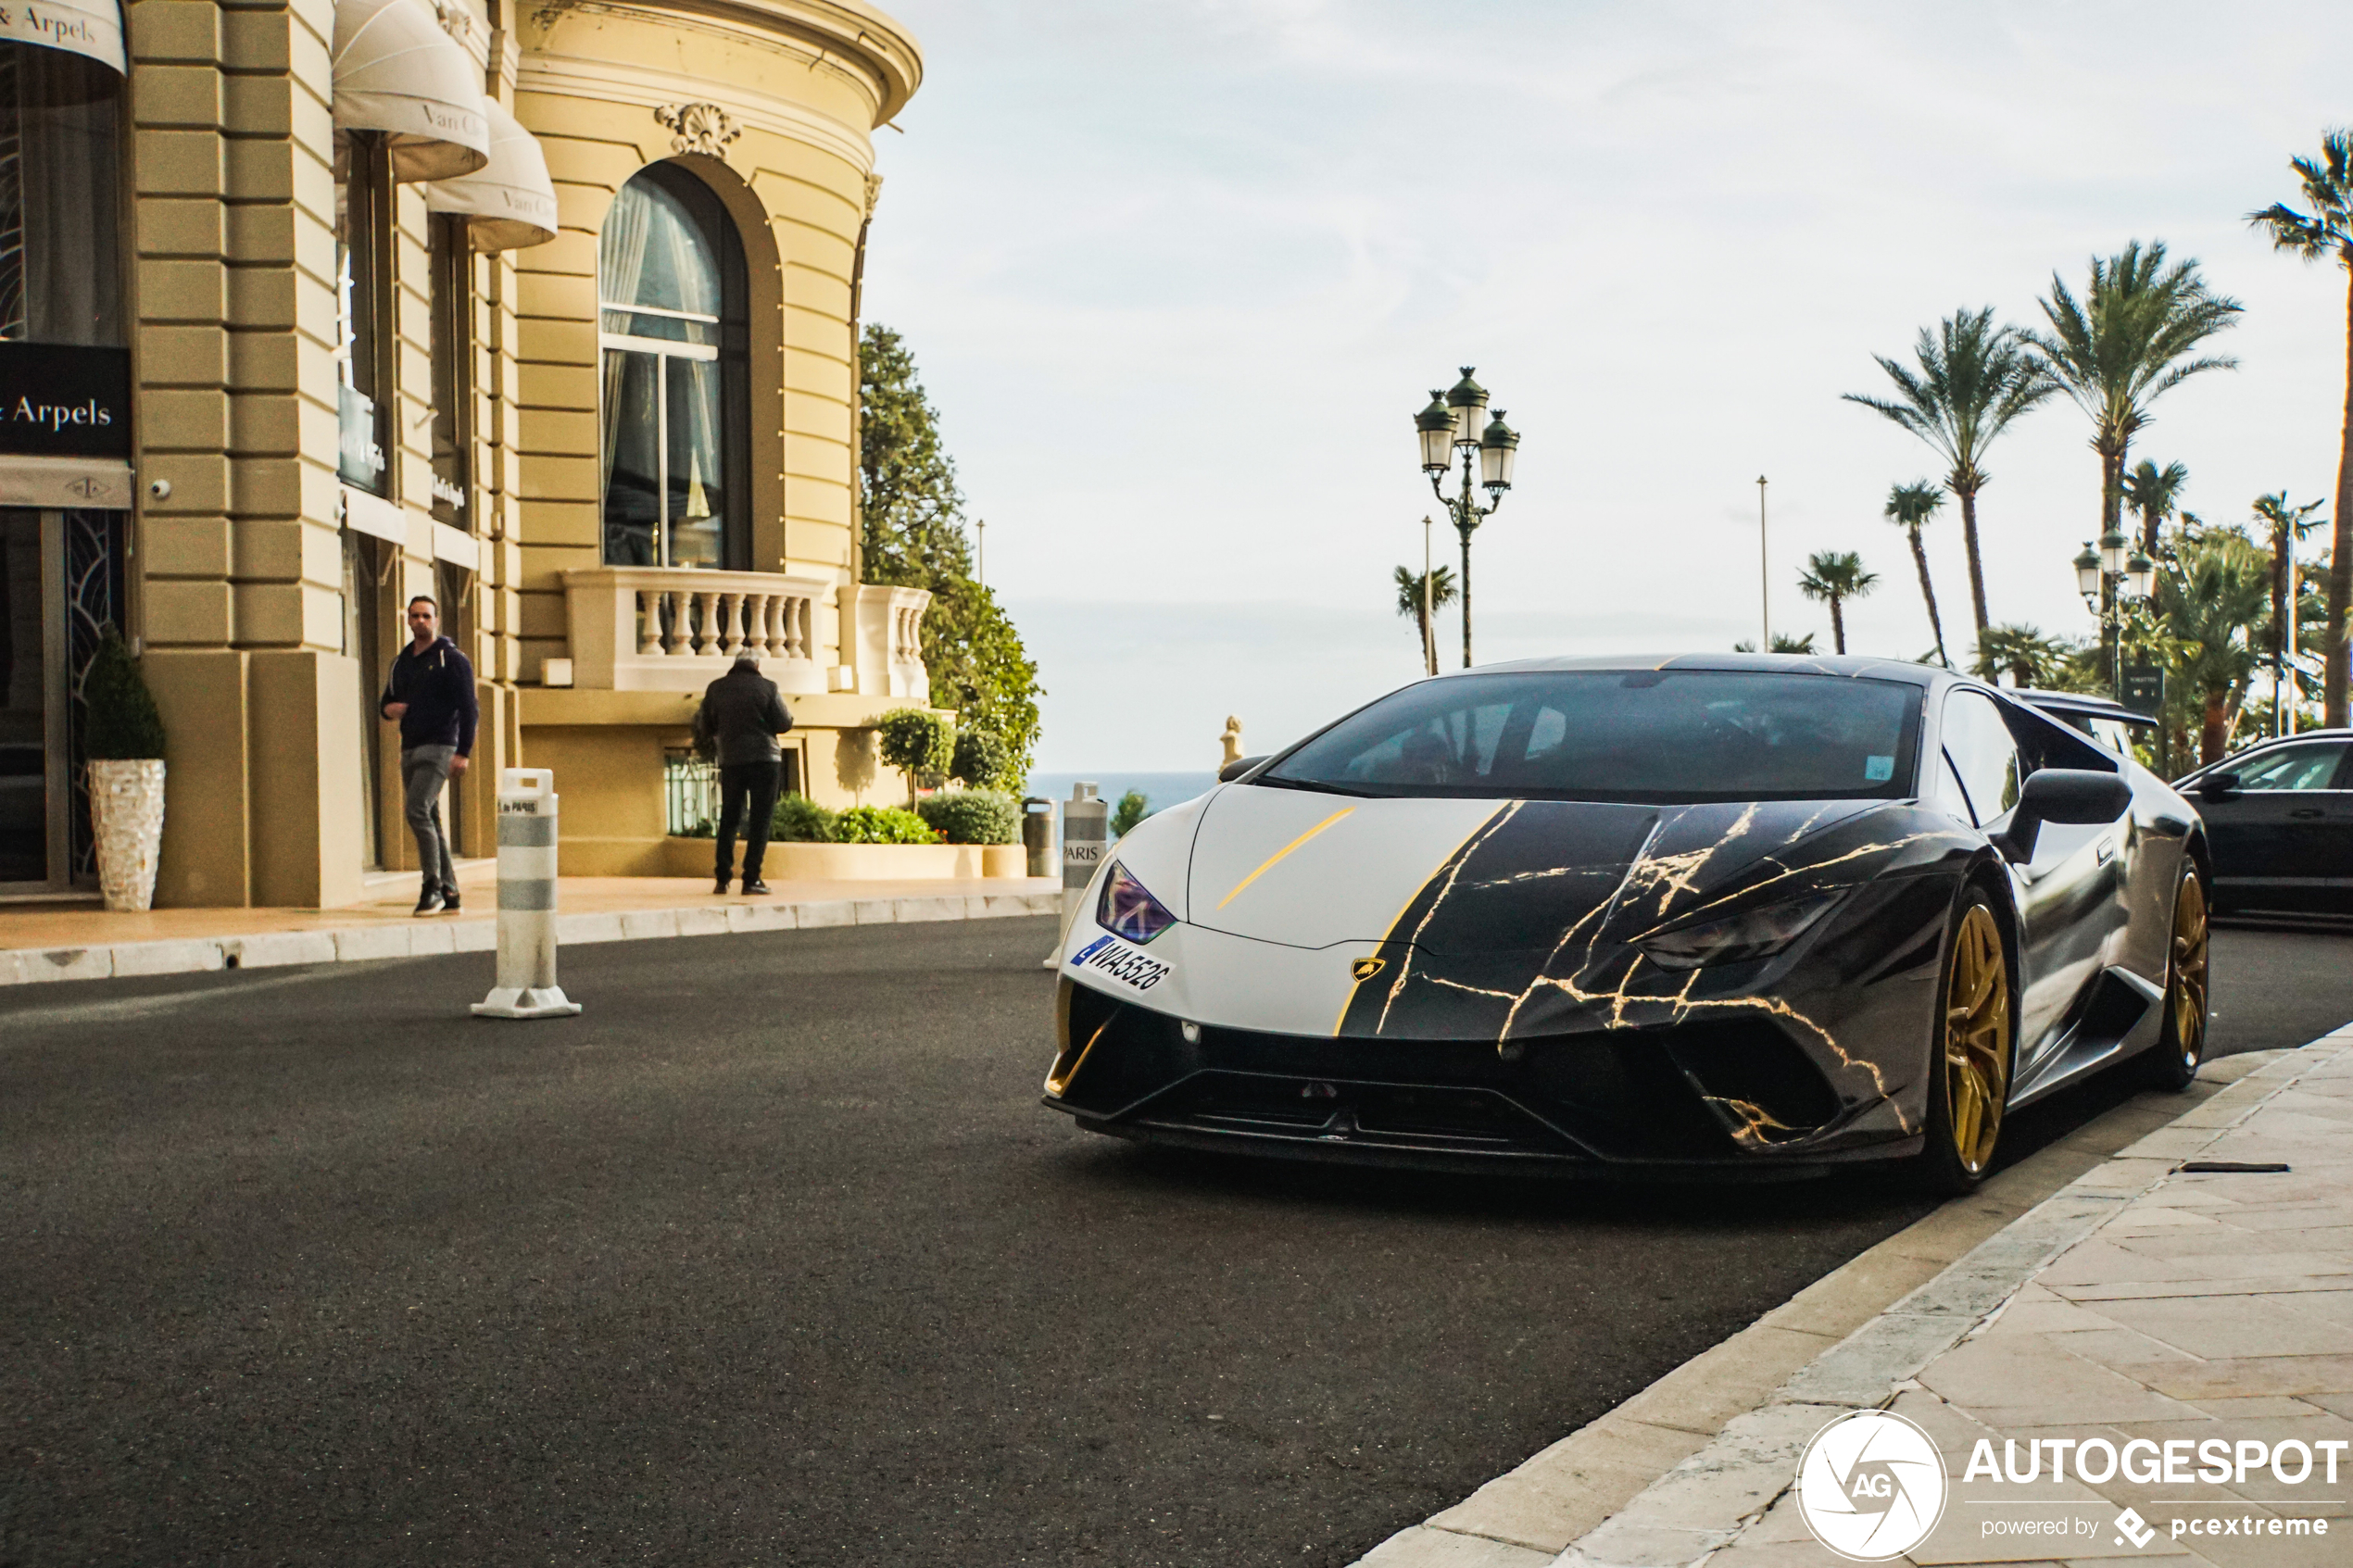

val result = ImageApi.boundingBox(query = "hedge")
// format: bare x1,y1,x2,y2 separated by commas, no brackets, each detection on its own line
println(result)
915,789,1020,845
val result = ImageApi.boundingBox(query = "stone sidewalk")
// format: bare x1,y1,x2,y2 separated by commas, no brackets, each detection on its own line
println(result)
0,872,1062,986
1356,1029,2353,1568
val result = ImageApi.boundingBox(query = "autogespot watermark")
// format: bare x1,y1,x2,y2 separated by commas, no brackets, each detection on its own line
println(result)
1796,1413,2344,1560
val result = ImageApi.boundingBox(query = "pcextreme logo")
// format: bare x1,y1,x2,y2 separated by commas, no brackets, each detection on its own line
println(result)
1795,1411,1948,1561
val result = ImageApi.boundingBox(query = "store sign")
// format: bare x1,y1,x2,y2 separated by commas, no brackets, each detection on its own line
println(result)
1,0,127,74
0,342,132,458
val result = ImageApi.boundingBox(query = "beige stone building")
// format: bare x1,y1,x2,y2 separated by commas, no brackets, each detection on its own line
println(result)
0,0,933,906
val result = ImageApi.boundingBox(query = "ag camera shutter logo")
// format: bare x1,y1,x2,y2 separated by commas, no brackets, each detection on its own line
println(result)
1795,1411,1949,1561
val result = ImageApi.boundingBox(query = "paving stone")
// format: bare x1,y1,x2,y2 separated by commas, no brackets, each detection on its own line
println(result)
553,912,627,945
2091,1296,2353,1360
1355,1525,1556,1567
107,938,225,977
1429,1421,1711,1553
893,897,966,923
671,906,731,937
724,903,797,933
1760,1249,1948,1339
332,927,414,961
221,930,339,970
618,909,680,940
1611,1326,1838,1435
849,898,898,924
1777,1311,1972,1407
1917,1336,2207,1425
796,900,856,929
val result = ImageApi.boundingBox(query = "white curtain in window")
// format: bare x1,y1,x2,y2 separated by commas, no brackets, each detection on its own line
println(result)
597,183,656,506
17,48,117,345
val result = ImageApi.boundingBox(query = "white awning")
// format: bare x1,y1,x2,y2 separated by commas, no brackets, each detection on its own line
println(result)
332,0,490,183
425,103,559,251
2,0,124,74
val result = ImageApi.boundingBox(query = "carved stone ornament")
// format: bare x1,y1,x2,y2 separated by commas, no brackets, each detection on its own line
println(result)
655,102,742,159
862,173,884,219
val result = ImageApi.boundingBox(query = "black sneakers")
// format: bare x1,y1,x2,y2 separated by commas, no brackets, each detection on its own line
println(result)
742,880,772,896
414,887,446,916
714,874,731,896
441,885,461,913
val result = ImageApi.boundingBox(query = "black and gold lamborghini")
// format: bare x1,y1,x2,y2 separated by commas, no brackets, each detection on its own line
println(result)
1044,656,2212,1189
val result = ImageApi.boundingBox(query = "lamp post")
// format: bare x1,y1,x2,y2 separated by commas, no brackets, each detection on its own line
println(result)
2074,529,2154,698
1415,368,1518,669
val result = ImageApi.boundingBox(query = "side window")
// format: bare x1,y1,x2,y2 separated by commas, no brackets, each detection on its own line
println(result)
2233,742,2349,793
1931,751,1974,824
1941,691,2022,826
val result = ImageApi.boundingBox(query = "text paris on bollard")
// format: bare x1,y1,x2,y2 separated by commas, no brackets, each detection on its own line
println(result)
472,768,583,1019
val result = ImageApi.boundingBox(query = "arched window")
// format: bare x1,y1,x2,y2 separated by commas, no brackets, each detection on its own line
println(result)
0,42,122,348
598,164,748,570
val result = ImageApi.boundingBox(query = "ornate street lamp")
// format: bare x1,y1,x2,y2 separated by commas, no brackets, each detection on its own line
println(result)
1413,367,1518,668
2076,536,2151,698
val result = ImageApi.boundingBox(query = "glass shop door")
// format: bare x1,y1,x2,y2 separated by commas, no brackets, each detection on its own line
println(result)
0,507,127,894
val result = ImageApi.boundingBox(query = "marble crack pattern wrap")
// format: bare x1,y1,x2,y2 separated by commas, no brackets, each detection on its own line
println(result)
1335,797,1964,1140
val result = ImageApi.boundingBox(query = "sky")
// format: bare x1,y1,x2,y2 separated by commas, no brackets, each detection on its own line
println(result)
858,0,2353,772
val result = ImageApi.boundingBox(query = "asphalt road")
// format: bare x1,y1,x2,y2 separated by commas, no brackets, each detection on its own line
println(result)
1,916,2346,1567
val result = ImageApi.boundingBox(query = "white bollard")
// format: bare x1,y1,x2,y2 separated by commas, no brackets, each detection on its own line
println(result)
472,768,582,1019
1043,781,1108,968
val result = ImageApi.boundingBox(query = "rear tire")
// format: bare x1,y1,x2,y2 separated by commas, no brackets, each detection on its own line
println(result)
1915,889,2015,1197
2145,864,2209,1092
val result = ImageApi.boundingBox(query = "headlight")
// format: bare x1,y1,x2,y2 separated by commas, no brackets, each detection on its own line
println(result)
1634,891,1840,972
1098,861,1177,945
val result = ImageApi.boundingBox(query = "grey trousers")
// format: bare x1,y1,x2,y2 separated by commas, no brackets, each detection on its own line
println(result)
400,744,458,892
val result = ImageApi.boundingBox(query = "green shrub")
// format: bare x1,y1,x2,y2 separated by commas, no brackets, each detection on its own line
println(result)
771,794,837,843
1111,788,1151,837
916,788,1020,845
83,630,167,760
950,725,1019,792
875,707,954,787
832,804,939,845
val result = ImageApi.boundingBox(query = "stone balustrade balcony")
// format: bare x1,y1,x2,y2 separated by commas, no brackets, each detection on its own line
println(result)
560,569,932,700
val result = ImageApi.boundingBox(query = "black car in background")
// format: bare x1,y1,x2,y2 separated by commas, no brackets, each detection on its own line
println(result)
2173,731,2353,914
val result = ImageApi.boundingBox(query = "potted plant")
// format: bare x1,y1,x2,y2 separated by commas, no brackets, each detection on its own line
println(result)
82,630,168,911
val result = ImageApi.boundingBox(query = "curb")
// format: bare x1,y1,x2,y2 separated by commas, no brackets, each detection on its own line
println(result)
1557,1028,2352,1568
1352,1041,2333,1568
0,891,1063,989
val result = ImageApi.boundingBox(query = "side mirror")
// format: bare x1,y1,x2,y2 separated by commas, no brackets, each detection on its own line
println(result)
1218,755,1269,784
1995,768,2133,863
2196,771,2241,804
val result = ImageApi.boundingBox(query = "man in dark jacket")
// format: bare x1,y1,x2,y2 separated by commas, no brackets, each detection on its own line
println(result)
695,653,794,895
380,595,478,915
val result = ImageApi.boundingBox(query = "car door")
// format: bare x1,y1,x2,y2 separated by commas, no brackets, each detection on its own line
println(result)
1943,689,2126,1073
2200,740,2350,910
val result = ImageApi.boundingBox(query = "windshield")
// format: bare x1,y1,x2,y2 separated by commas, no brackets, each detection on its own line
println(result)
1260,670,1923,802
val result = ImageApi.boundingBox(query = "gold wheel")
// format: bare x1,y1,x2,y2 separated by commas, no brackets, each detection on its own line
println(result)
2168,872,2209,1073
1942,904,2011,1176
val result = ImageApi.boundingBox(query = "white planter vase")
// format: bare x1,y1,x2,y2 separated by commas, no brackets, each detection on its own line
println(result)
90,758,167,912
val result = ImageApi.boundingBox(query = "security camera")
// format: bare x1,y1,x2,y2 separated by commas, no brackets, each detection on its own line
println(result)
147,479,171,500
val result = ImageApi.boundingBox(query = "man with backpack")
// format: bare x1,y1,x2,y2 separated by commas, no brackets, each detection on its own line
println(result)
695,652,795,895
380,595,477,915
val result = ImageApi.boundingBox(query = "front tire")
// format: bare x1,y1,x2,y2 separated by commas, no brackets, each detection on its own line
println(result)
1916,891,2014,1196
2145,864,2209,1092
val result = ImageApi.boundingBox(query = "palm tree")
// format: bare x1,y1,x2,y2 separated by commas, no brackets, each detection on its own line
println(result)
1393,563,1457,675
2249,492,2327,709
2155,527,2271,764
1843,308,2056,638
1795,551,1877,655
2031,241,2243,550
2248,129,2353,726
2120,458,2190,556
1733,633,1818,654
1971,623,2076,689
1883,480,1949,667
